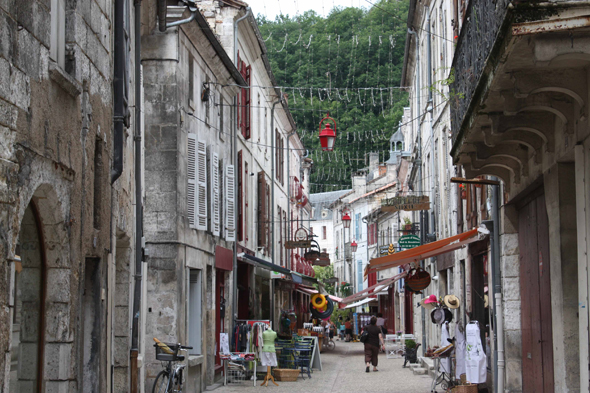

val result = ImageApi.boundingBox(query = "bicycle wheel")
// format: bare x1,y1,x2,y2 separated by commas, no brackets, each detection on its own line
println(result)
327,340,335,350
152,370,171,393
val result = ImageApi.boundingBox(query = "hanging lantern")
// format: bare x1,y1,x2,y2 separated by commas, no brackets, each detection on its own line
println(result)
351,240,358,253
318,113,337,151
342,212,351,229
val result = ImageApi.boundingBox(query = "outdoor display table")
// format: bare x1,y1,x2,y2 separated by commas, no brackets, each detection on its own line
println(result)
221,353,257,386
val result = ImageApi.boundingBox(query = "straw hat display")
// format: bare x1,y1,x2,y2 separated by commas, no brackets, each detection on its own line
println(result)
444,294,461,309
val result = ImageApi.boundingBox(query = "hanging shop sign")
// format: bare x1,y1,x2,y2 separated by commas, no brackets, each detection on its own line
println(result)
285,240,312,249
313,252,330,266
381,195,430,213
399,234,421,249
379,244,396,256
324,277,339,284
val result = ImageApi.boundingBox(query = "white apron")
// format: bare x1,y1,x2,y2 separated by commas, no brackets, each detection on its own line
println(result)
455,323,466,379
439,322,451,373
465,321,487,384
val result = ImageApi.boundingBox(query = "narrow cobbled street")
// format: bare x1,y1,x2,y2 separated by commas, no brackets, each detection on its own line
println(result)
210,341,432,393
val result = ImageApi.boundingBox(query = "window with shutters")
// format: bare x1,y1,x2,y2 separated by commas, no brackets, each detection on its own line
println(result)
187,134,197,228
283,210,287,266
237,52,251,139
278,206,283,265
224,165,236,241
257,172,267,249
244,161,249,242
275,130,280,181
238,151,243,241
196,140,208,230
210,150,220,236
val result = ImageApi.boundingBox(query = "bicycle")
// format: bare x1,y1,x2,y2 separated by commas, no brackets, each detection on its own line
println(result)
152,341,193,393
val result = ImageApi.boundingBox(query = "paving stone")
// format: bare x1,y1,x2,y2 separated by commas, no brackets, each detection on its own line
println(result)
211,341,433,393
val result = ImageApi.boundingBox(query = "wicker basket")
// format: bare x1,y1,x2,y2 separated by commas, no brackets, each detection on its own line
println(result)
451,383,478,393
273,368,300,382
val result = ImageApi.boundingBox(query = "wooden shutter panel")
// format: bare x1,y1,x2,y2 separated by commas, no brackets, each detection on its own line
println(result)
237,151,243,241
210,151,220,236
258,172,267,248
245,65,251,139
187,134,197,228
196,140,207,230
225,164,236,241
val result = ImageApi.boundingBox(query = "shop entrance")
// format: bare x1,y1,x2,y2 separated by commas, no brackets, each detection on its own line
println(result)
404,291,413,334
215,270,225,369
518,191,554,392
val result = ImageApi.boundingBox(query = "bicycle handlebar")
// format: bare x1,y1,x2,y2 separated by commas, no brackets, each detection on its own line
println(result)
178,344,193,350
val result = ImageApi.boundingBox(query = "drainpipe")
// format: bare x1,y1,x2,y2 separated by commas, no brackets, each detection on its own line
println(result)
270,98,282,265
130,1,143,392
286,130,297,270
407,25,426,354
232,95,238,333
484,180,503,393
112,0,126,184
426,7,436,236
234,8,252,64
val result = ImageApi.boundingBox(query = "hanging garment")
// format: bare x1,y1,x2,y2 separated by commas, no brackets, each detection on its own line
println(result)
455,323,466,379
465,321,487,384
439,322,451,373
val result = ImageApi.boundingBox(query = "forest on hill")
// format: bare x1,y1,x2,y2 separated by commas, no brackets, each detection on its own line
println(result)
257,0,409,193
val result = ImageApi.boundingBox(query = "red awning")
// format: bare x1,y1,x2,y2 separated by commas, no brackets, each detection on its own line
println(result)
365,228,481,278
340,271,407,305
296,286,342,303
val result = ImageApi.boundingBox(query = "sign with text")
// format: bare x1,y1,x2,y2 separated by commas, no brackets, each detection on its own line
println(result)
324,277,339,284
398,234,421,249
379,244,396,256
381,195,430,213
285,240,312,249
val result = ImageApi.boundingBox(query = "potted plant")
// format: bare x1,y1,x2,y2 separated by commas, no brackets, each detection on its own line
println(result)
402,217,413,234
340,282,352,297
460,183,467,199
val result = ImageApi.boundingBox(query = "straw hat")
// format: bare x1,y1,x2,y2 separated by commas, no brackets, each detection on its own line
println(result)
444,294,461,309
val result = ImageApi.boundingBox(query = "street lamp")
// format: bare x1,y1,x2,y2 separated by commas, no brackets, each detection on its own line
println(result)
318,113,337,151
350,240,358,253
342,213,351,229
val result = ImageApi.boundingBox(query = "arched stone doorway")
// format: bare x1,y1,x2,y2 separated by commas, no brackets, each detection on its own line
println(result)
10,202,45,391
9,183,73,392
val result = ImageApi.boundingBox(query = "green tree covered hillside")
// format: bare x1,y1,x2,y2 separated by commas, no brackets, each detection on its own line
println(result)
257,1,409,193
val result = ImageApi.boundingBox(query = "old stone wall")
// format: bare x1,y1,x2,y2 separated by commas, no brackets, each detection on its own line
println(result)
0,0,137,391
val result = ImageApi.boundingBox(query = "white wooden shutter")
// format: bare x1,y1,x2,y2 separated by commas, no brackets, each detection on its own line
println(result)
187,134,197,228
210,151,220,236
196,140,208,230
225,164,236,241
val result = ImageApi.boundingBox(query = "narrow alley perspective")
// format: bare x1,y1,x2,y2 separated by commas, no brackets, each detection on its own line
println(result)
3,0,590,392
209,341,433,393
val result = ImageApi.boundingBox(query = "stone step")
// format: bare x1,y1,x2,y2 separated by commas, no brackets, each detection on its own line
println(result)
412,367,428,375
408,363,421,370
420,356,435,370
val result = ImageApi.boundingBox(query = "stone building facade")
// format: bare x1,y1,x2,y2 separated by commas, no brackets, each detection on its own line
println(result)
0,0,139,392
141,4,244,391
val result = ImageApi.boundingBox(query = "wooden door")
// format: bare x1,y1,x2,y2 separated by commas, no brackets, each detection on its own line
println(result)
404,291,413,334
518,192,554,392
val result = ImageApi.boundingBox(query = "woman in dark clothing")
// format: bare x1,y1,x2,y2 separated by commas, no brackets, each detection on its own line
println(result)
364,316,384,372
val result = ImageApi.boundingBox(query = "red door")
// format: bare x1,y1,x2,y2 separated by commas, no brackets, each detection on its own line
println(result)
518,191,554,392
215,270,225,369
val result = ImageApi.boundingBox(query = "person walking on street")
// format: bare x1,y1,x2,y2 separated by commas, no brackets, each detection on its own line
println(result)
344,317,353,342
364,316,385,372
